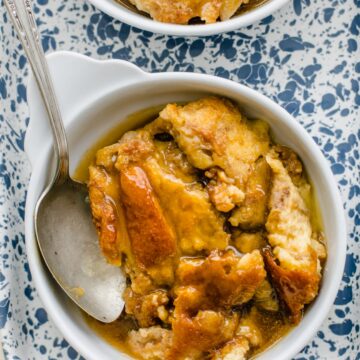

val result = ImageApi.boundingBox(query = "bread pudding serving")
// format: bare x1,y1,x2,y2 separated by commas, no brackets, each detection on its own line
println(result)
87,97,326,359
127,0,259,24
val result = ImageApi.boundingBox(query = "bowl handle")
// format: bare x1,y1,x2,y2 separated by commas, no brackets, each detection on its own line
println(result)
25,51,147,168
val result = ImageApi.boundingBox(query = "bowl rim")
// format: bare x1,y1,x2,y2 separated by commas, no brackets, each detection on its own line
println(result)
86,0,291,36
24,52,347,360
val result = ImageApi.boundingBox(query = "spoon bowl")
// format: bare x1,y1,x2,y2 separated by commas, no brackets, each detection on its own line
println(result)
35,179,126,322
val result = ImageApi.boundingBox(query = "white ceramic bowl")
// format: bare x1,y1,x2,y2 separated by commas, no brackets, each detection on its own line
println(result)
25,51,346,360
87,0,290,36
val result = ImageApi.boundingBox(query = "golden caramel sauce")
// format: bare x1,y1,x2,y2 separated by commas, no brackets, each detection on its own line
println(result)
306,181,324,233
294,167,324,234
248,308,293,358
84,313,137,357
84,309,293,360
73,106,164,183
77,107,325,360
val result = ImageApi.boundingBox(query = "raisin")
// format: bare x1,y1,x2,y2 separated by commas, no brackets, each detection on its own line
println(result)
196,170,211,187
154,133,174,142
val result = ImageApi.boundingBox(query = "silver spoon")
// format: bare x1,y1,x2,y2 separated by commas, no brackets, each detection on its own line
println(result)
5,0,126,322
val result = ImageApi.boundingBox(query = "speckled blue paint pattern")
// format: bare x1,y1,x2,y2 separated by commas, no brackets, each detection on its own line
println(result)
0,0,359,359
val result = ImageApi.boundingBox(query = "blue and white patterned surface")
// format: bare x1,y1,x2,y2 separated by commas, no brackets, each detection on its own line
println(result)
0,0,359,359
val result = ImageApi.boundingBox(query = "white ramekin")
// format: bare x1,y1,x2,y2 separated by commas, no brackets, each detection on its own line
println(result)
87,0,290,36
25,51,346,360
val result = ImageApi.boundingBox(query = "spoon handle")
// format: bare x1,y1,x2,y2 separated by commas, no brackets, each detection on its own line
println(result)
4,0,69,183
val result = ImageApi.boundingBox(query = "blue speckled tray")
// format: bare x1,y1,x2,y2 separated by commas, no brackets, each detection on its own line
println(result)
0,0,359,359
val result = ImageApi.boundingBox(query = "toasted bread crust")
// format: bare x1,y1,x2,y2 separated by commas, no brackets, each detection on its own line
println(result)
263,247,319,323
230,157,271,228
120,165,176,269
176,250,266,309
169,250,265,358
88,165,121,265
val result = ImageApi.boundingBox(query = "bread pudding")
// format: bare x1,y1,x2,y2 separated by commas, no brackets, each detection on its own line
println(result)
87,97,326,359
126,0,262,24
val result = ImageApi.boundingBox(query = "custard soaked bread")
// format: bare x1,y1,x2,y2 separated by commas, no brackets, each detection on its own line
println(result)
263,152,326,322
88,97,326,359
